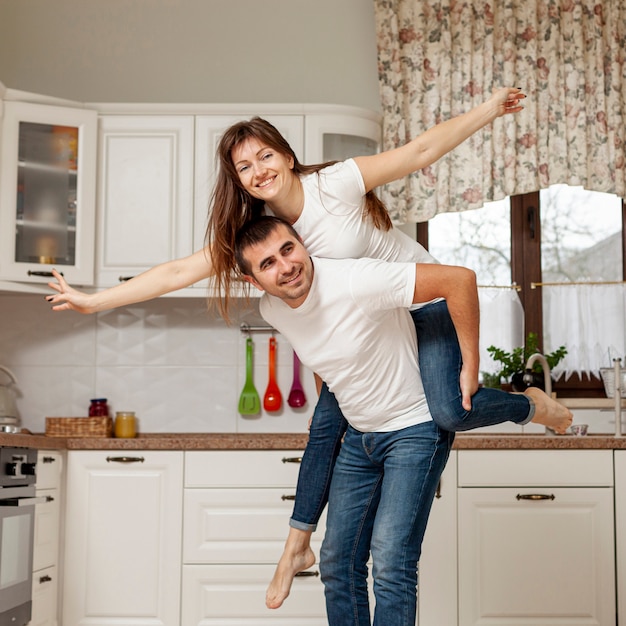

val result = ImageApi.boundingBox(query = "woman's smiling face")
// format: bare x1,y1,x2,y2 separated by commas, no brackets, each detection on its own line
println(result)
231,137,295,203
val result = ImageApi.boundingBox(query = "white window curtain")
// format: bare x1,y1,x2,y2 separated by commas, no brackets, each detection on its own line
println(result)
374,0,626,223
543,283,626,378
479,287,525,376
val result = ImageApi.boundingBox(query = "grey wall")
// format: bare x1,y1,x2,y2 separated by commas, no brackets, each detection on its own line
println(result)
0,0,380,109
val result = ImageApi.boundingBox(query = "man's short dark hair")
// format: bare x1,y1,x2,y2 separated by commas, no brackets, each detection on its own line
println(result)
234,215,300,275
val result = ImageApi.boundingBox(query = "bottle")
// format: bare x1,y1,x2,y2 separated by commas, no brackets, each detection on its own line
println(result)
114,412,137,438
89,398,109,417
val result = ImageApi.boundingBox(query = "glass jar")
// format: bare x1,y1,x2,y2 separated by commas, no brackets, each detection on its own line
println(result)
114,412,137,438
89,398,109,417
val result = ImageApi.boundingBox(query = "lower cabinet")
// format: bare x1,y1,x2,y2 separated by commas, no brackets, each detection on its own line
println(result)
615,450,626,623
61,451,183,626
31,450,64,626
182,450,328,624
457,450,615,626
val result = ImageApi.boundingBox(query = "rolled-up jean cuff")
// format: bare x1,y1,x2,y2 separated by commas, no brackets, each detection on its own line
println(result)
289,517,317,532
520,399,535,425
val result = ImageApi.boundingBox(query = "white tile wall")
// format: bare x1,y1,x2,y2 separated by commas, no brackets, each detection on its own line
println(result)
0,294,316,434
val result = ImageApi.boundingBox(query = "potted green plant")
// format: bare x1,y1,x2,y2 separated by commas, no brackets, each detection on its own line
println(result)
484,332,567,391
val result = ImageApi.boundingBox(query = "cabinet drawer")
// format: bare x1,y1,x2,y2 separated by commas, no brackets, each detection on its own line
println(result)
182,564,325,624
185,450,304,488
36,451,63,490
458,450,613,487
31,566,58,626
33,489,60,572
183,488,326,563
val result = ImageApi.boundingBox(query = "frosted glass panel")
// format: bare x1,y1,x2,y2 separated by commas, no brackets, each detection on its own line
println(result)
323,133,377,161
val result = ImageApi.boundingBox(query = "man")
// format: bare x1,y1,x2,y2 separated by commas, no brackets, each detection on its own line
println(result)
234,215,477,626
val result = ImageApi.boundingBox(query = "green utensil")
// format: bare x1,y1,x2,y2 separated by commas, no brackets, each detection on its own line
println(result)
238,337,261,415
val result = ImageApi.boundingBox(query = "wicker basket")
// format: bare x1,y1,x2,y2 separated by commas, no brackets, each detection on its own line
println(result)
45,416,113,437
599,368,626,399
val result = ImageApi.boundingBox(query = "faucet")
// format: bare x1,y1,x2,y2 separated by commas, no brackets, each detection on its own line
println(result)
524,353,551,396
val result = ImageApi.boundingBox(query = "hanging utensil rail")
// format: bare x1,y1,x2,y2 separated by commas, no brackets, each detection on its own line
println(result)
240,323,276,334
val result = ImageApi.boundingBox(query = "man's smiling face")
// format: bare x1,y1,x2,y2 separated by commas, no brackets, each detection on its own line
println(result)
241,223,314,308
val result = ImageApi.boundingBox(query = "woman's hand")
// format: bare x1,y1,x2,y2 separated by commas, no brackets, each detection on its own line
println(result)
46,269,96,314
491,87,526,118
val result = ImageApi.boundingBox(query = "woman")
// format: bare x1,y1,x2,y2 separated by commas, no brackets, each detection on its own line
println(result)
46,87,572,608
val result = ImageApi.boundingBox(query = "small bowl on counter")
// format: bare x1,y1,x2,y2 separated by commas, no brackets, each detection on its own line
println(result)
569,423,589,436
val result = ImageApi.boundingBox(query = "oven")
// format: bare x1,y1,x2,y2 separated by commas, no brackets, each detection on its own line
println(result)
0,447,43,626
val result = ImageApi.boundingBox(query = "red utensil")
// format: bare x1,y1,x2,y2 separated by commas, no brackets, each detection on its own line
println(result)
263,337,282,412
287,351,307,408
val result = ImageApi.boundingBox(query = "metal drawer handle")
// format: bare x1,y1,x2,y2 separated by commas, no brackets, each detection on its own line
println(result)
295,570,319,578
281,494,296,501
118,276,135,282
39,575,52,584
106,456,145,464
282,456,302,464
42,456,57,464
516,493,555,501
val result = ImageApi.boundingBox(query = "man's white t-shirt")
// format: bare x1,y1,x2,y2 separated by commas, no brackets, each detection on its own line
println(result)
259,256,432,433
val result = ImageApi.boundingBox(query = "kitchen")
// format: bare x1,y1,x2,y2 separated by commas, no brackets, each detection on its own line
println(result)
1,1,626,625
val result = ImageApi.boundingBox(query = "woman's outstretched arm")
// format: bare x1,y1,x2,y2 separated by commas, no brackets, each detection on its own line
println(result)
355,87,525,192
46,247,214,314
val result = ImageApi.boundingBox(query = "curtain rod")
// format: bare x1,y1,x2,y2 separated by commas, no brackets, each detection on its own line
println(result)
531,280,626,289
478,284,522,291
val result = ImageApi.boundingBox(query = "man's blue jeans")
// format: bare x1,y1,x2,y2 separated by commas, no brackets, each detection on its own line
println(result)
290,299,533,531
319,421,454,626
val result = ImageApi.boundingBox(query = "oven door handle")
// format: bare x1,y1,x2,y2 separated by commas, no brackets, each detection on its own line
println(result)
0,495,49,507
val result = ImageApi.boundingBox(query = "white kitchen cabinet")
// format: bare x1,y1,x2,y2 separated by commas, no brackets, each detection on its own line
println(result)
95,115,195,287
31,450,64,626
0,100,97,285
62,451,183,626
183,450,327,624
303,110,381,163
417,451,457,626
615,450,626,623
457,450,615,626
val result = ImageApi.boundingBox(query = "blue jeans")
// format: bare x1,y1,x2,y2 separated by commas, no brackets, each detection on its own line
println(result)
290,299,533,531
320,421,454,626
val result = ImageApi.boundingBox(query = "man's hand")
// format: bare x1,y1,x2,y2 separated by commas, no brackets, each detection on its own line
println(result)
459,364,479,411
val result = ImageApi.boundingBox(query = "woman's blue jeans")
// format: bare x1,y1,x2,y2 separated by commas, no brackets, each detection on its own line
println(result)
289,299,533,531
319,421,454,626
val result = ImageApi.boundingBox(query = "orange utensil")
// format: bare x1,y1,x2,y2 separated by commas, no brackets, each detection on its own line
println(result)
263,337,282,412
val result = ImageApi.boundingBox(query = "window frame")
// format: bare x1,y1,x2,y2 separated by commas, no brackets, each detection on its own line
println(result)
418,193,626,397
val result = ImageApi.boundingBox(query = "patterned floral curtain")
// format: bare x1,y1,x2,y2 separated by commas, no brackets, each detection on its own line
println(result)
374,0,626,223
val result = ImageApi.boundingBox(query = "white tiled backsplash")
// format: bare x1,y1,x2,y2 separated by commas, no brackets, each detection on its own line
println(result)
0,294,316,434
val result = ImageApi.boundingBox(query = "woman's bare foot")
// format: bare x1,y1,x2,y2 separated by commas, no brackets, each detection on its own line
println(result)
266,544,316,608
525,387,573,434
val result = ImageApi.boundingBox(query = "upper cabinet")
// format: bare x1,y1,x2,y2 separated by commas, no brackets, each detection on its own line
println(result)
0,97,381,294
95,115,195,287
0,101,97,285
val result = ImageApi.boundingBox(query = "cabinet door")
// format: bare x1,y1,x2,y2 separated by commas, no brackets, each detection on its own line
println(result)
30,566,58,626
193,115,304,251
32,488,60,572
0,101,97,284
303,112,381,163
458,486,615,626
96,115,195,286
182,564,326,625
616,451,626,623
417,451,456,626
62,451,183,626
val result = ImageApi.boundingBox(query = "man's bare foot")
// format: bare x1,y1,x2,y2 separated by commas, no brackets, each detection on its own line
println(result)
266,545,316,609
525,387,573,434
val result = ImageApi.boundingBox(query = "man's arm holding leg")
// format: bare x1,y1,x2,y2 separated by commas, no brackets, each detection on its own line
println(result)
412,264,479,410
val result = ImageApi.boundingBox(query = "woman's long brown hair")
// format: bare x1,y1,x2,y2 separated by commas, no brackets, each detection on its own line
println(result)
206,117,392,320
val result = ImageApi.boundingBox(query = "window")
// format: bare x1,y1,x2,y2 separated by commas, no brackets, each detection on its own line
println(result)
423,186,625,395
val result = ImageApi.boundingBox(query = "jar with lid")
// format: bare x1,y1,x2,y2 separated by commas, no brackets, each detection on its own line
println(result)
114,411,137,438
89,398,109,417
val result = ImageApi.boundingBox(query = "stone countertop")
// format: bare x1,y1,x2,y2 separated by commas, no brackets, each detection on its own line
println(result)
2,431,626,451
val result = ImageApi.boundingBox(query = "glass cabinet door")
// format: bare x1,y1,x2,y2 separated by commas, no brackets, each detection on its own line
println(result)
0,101,97,284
